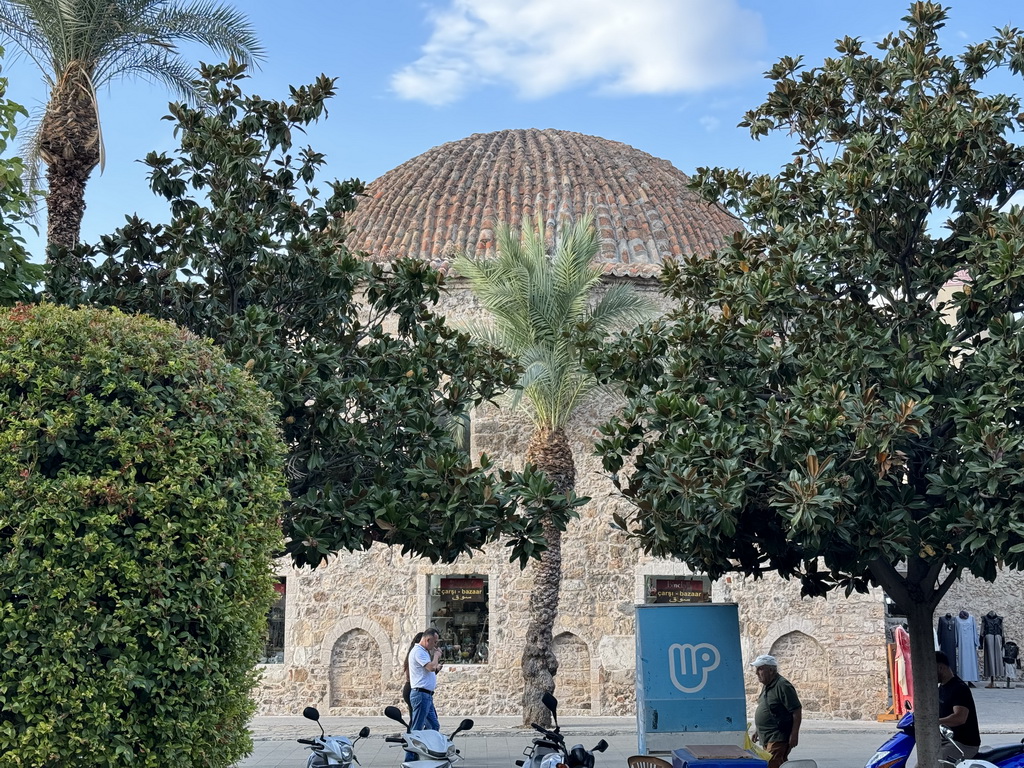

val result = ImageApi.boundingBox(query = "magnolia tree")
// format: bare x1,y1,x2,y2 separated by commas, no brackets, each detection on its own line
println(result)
591,5,1024,766
76,62,581,569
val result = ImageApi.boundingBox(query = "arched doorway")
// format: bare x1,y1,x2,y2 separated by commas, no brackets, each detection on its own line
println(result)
553,632,591,712
329,629,383,710
769,631,832,718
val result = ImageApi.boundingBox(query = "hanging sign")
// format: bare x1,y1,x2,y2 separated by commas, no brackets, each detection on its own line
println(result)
439,577,485,602
652,578,708,603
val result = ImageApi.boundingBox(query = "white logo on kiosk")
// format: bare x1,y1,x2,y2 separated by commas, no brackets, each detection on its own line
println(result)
668,642,721,693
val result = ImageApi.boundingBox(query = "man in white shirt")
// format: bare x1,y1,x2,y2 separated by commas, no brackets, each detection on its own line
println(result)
406,627,444,760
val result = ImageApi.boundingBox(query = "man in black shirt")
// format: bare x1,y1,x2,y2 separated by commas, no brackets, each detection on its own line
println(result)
937,651,981,762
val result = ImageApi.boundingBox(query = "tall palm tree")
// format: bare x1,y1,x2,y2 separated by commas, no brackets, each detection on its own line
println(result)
454,214,653,726
0,0,261,271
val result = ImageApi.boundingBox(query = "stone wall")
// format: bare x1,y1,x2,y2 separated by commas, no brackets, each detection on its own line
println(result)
727,574,888,721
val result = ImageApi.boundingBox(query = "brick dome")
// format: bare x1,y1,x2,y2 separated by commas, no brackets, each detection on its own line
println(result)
345,128,739,277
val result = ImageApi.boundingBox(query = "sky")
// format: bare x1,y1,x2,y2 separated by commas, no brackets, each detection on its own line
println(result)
3,0,1024,257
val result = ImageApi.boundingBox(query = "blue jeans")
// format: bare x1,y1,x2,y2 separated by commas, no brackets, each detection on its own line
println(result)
405,688,439,761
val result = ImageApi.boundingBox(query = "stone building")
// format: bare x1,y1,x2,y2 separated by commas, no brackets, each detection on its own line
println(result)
254,128,1022,722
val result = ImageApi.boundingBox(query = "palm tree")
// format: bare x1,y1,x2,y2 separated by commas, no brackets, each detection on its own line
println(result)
454,214,653,726
0,0,261,274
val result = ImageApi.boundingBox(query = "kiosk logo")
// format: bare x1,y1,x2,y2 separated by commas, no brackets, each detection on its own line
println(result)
668,642,721,693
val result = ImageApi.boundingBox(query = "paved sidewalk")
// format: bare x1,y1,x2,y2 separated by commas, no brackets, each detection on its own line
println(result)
236,683,1024,768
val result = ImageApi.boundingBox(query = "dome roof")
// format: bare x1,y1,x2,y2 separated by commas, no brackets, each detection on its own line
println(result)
345,128,739,277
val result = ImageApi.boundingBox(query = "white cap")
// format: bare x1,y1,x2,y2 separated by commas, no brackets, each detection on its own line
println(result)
750,654,778,668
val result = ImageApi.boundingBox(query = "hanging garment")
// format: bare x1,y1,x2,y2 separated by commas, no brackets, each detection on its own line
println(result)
955,612,980,681
982,612,1004,637
893,626,914,714
937,613,958,663
981,612,1005,679
1003,641,1019,681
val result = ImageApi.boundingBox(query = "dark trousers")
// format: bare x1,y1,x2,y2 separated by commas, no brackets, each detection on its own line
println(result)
766,741,791,768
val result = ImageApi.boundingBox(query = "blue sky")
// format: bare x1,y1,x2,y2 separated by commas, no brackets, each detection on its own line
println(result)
3,1,1024,256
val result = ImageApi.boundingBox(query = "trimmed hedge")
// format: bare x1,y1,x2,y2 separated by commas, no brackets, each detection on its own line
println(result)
0,304,286,767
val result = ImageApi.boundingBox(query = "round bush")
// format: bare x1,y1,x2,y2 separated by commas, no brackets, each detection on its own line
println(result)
0,304,286,767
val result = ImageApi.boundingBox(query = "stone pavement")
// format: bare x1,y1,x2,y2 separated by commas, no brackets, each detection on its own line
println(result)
235,684,1024,768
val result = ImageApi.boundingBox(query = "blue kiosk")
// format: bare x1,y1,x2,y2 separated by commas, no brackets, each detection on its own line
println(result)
635,603,750,757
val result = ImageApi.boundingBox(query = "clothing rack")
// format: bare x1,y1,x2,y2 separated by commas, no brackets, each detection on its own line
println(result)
877,643,900,722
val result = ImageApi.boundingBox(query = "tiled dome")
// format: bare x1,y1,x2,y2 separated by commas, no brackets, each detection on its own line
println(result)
345,128,739,277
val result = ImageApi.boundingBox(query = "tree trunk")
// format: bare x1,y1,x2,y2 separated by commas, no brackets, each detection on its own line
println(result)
521,425,575,727
906,600,943,768
40,63,101,300
870,556,960,768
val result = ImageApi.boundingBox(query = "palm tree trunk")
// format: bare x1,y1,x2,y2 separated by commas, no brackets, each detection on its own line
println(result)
40,64,101,299
521,425,575,727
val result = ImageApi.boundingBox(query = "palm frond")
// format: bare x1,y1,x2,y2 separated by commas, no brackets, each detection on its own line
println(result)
82,66,104,171
584,282,656,333
0,0,262,197
0,2,58,81
458,317,519,354
150,1,264,66
13,93,45,197
93,47,197,101
458,211,652,430
517,341,593,429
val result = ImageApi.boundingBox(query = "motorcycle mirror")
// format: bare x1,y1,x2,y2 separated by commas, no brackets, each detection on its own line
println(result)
594,740,609,752
541,691,559,728
452,718,475,738
302,707,320,722
358,726,371,739
541,692,558,713
384,705,408,728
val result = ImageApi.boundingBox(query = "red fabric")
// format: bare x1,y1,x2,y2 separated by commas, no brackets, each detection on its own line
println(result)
893,626,914,715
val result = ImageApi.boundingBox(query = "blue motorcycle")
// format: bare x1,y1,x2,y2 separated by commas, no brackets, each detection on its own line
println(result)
867,712,1024,768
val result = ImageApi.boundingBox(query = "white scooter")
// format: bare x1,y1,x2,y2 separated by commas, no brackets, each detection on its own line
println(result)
298,706,371,768
940,725,1024,768
383,704,474,768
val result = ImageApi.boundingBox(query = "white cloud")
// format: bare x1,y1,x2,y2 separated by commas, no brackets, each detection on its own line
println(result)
699,115,721,132
392,0,765,106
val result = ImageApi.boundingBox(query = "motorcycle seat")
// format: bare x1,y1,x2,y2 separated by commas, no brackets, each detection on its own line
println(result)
976,744,1024,764
533,740,560,749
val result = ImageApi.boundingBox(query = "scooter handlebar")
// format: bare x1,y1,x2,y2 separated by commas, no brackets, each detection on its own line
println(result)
297,738,318,745
531,724,563,742
385,736,405,744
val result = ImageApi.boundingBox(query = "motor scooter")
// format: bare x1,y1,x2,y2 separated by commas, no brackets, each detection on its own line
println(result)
383,704,474,768
297,706,371,768
516,692,609,768
942,726,1024,768
865,712,1024,768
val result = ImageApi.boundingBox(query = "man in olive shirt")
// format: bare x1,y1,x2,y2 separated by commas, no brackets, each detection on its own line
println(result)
751,654,802,768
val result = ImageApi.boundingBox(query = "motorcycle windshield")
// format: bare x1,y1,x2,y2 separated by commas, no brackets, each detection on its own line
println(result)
410,730,452,758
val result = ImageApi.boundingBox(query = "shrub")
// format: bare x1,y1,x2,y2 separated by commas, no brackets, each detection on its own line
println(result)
0,303,286,767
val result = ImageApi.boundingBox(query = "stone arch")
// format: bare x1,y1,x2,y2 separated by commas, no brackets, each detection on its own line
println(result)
768,630,832,718
553,631,592,713
322,618,392,712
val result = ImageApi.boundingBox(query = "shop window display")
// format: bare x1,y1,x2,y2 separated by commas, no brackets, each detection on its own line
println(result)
261,577,286,663
430,574,489,664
